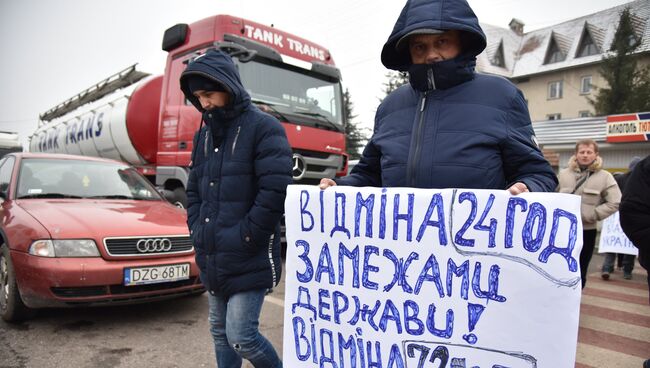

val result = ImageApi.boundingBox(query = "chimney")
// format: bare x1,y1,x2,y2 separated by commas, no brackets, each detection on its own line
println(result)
509,18,525,36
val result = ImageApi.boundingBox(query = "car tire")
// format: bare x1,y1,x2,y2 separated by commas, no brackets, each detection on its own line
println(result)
172,187,187,209
0,244,33,322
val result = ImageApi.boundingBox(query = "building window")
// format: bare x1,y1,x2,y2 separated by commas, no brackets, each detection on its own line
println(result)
491,43,506,68
548,81,563,99
579,111,591,118
580,76,592,94
547,113,562,120
576,29,599,57
544,38,566,64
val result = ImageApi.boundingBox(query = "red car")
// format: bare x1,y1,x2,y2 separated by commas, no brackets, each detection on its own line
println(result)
0,153,203,322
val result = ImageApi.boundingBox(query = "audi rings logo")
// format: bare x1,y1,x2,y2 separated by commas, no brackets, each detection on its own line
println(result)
136,238,173,253
292,154,307,181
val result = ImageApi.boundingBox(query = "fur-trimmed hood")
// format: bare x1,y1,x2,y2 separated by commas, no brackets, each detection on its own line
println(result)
568,155,603,173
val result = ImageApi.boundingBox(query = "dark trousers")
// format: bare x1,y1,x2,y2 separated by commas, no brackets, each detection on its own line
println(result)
580,229,598,289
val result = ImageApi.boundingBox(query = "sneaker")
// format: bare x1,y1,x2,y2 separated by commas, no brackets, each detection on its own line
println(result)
601,272,610,280
623,272,632,280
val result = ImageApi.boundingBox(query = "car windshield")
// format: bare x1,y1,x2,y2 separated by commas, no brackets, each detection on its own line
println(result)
234,59,344,132
16,159,162,201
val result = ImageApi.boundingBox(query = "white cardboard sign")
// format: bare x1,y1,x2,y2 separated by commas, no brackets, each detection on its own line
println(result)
598,211,639,256
283,186,583,368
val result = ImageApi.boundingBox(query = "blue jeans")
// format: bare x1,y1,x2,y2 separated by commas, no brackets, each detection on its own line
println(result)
207,289,282,368
602,253,635,274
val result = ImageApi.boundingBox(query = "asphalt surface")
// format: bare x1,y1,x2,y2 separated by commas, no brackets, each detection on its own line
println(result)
1,255,648,368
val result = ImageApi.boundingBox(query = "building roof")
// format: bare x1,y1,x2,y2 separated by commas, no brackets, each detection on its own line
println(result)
532,117,607,147
476,0,650,78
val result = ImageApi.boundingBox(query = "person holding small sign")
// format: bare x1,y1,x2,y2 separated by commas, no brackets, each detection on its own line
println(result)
557,139,621,289
601,156,641,280
319,0,557,195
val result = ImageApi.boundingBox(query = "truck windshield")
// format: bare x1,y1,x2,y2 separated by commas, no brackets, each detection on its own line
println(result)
235,59,344,132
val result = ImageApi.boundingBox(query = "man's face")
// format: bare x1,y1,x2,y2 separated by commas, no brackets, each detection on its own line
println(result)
193,90,230,110
576,144,598,166
409,30,462,64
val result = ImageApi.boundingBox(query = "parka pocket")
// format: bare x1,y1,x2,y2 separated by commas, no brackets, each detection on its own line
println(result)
582,188,602,205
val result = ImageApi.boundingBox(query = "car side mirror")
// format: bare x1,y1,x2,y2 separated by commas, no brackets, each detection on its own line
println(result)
158,189,175,202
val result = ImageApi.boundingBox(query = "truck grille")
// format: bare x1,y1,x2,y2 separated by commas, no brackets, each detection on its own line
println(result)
292,149,344,183
103,236,193,256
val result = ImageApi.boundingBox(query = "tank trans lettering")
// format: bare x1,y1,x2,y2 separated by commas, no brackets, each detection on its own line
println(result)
243,25,284,48
65,112,104,146
242,24,326,61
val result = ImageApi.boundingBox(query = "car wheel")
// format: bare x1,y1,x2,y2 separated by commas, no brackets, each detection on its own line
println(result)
0,244,32,322
172,187,187,209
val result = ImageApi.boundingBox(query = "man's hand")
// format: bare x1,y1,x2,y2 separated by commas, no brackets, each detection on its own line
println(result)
508,182,529,195
319,178,337,189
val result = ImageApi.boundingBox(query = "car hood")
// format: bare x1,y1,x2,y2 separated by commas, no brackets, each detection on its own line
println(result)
17,199,189,238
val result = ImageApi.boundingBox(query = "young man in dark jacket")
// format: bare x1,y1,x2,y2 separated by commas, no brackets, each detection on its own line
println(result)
180,49,292,368
320,0,557,193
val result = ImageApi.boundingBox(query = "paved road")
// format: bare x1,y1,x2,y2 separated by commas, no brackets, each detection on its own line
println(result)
575,253,649,368
0,272,286,368
1,255,648,368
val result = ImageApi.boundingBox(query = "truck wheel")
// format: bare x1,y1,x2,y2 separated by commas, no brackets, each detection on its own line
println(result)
0,244,33,322
172,187,188,209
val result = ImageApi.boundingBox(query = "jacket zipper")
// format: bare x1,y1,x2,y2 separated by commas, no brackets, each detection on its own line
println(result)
231,125,241,155
407,93,428,186
203,129,209,158
267,234,278,286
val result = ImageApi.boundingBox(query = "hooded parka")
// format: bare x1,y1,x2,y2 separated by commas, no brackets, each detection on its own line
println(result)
180,50,292,297
337,0,557,192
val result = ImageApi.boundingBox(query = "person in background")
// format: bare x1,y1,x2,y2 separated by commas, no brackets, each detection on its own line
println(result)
601,156,642,280
319,0,557,193
180,49,291,368
557,139,621,289
617,155,650,368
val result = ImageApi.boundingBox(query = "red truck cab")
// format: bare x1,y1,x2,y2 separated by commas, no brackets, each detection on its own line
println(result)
155,15,348,205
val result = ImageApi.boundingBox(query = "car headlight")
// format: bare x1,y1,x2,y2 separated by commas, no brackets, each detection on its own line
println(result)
29,239,100,258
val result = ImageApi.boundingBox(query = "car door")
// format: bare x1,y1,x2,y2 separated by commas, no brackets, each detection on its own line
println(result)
0,156,15,242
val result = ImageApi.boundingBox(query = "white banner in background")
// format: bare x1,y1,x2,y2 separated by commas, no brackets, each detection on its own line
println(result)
598,211,639,256
283,185,583,368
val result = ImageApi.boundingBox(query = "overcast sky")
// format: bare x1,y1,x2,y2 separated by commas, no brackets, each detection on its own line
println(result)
0,0,635,147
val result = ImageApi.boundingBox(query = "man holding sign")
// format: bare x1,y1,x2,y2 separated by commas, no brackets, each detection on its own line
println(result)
319,0,557,194
304,1,580,366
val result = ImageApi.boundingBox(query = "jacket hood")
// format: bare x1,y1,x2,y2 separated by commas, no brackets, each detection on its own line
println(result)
179,49,251,115
568,155,603,173
382,0,487,71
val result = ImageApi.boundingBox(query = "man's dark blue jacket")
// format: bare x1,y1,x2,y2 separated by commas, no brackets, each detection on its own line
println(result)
619,155,650,276
337,0,557,192
180,50,292,297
